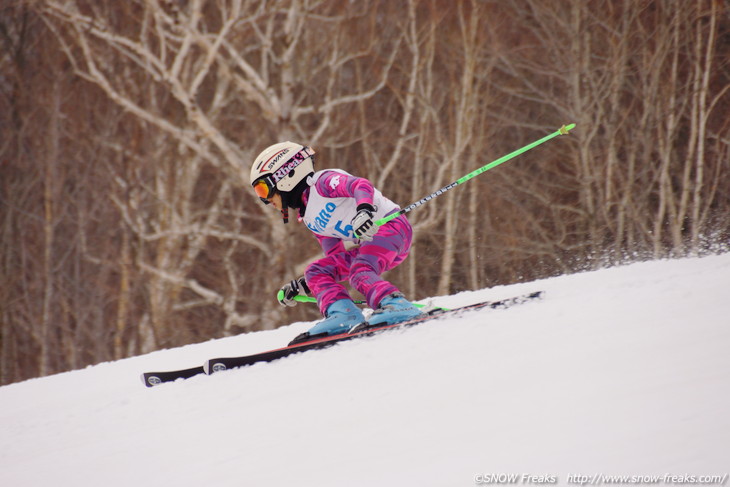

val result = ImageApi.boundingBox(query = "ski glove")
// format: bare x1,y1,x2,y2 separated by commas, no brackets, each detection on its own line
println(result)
351,203,377,241
278,277,311,307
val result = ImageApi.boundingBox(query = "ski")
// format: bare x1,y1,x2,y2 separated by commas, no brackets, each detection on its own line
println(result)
141,291,542,387
204,291,542,375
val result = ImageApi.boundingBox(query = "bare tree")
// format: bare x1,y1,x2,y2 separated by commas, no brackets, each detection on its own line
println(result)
1,0,728,384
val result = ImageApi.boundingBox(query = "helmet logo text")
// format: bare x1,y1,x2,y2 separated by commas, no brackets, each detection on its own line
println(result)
270,150,309,183
260,148,290,174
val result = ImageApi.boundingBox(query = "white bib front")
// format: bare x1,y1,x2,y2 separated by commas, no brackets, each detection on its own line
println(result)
302,170,399,242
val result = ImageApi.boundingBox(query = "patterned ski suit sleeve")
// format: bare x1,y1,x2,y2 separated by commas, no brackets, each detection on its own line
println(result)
315,171,375,208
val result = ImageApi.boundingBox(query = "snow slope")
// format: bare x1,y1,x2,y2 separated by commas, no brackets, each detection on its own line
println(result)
1,254,729,487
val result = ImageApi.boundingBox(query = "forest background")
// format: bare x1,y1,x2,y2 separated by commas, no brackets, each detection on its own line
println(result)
1,0,728,385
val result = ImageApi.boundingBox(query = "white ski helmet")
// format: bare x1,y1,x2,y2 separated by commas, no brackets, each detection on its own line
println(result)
250,142,315,198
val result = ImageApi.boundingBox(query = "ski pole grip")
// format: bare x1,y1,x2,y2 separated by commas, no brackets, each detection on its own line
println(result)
375,211,402,227
277,289,318,304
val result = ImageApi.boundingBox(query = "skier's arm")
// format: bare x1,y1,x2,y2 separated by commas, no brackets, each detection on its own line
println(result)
317,171,378,241
316,171,375,208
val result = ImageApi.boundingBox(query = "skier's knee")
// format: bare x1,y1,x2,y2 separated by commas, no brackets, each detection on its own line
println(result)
304,261,327,282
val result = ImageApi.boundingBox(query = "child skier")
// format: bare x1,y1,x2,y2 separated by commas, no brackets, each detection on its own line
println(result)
250,141,422,344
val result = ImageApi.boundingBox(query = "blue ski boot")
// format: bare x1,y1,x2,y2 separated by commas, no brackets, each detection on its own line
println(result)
366,293,424,327
288,299,364,345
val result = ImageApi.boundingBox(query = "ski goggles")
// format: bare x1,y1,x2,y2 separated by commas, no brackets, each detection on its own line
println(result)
253,177,275,204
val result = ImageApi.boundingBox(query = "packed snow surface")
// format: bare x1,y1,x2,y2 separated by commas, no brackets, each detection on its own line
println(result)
1,254,729,487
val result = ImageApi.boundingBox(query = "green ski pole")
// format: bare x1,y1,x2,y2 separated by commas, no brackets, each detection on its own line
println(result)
276,124,573,307
375,123,575,227
276,292,446,311
276,291,365,306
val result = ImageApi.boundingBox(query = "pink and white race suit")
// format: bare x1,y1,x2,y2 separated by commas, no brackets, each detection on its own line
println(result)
300,170,412,315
